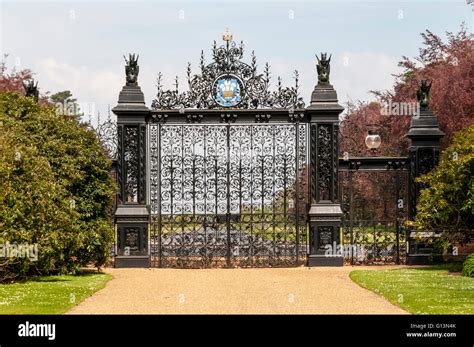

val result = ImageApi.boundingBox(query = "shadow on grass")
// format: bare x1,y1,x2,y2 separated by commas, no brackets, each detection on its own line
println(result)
411,263,463,273
25,269,104,283
31,277,70,283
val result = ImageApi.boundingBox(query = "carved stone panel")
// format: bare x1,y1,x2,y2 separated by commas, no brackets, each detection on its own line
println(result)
317,125,332,201
124,126,139,203
125,227,140,253
318,226,333,249
138,124,147,204
117,124,124,203
118,224,148,256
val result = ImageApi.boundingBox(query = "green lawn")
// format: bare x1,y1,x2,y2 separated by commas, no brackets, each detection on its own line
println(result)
0,271,112,314
350,265,474,314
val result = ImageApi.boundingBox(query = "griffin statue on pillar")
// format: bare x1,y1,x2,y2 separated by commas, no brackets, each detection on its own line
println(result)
22,79,39,101
124,53,139,85
416,79,432,110
316,52,331,84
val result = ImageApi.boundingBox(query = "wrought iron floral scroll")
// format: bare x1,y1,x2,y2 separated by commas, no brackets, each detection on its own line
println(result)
94,113,118,160
151,38,305,110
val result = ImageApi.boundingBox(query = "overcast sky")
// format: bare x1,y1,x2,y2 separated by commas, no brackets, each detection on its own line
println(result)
0,0,471,122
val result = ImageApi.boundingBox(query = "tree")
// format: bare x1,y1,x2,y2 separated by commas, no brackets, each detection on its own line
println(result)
0,55,52,104
371,23,474,147
410,125,474,242
50,90,76,104
339,24,473,220
0,57,82,116
339,101,410,221
0,126,80,281
0,55,33,94
0,92,115,281
50,90,83,118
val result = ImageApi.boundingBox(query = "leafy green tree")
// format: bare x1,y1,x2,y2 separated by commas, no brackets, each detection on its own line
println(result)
50,90,76,104
0,92,115,281
50,90,83,118
411,125,474,243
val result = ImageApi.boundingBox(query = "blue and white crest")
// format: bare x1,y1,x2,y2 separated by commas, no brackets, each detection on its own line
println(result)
214,76,242,107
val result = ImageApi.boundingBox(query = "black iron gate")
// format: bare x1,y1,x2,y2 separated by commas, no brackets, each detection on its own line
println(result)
341,219,407,264
149,122,308,267
112,32,443,269
339,164,409,264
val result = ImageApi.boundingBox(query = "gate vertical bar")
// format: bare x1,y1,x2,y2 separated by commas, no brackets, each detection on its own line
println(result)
295,120,300,264
226,123,231,267
203,126,208,265
272,125,276,263
146,124,150,266
349,170,354,265
395,171,400,265
157,123,163,268
180,126,185,264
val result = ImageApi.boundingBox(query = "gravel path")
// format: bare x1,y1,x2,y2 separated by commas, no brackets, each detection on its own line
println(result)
68,266,408,314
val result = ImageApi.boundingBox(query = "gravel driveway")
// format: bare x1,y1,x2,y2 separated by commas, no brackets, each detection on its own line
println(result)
68,266,407,314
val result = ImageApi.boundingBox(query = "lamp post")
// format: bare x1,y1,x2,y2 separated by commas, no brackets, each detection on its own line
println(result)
347,131,382,265
345,131,405,264
364,130,406,264
365,130,382,153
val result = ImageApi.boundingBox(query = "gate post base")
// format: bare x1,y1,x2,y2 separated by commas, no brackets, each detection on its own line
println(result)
115,256,150,268
114,205,150,268
307,255,343,267
307,203,344,267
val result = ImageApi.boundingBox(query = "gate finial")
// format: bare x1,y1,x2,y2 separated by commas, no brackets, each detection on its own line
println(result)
223,27,233,42
416,80,432,110
23,79,39,102
316,52,331,84
124,53,139,86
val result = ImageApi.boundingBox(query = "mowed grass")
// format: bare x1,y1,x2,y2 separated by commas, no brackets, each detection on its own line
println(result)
350,265,474,314
0,271,112,314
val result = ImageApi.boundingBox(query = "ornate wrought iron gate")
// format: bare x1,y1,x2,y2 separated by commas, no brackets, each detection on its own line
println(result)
112,30,443,268
149,122,308,267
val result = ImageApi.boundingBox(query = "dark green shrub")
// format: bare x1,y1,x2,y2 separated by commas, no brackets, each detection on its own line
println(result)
462,253,474,278
411,125,474,243
0,93,115,281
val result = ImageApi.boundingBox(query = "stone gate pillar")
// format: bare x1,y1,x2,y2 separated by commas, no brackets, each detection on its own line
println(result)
405,81,444,265
406,80,444,219
306,53,344,266
112,54,150,268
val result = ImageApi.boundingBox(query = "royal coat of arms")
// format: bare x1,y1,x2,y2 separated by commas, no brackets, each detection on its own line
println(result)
214,76,242,107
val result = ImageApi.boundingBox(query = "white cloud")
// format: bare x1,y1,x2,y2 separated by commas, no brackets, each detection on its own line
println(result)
35,58,123,121
266,51,400,111
332,51,401,105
